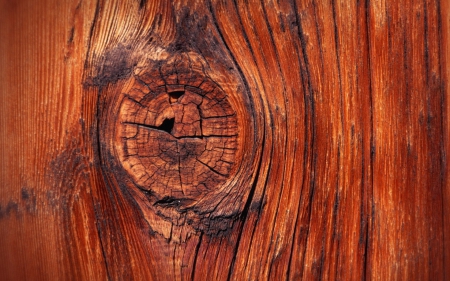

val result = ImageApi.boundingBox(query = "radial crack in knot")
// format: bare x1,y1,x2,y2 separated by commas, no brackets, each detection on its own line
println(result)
113,59,240,232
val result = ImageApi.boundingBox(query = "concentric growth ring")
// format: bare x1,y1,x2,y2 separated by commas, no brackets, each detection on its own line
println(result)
114,61,238,207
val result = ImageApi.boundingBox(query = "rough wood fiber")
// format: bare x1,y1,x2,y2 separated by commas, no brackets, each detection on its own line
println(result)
0,0,448,280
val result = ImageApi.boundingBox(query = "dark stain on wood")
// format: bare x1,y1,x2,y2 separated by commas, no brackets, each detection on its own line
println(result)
87,44,136,87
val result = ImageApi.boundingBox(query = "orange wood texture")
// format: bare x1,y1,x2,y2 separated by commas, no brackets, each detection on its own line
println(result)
0,0,449,280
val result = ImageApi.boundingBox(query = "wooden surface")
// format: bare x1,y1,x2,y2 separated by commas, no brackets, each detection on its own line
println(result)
0,0,449,280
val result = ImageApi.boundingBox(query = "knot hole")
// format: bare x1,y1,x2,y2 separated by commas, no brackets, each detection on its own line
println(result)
169,91,185,103
157,118,175,134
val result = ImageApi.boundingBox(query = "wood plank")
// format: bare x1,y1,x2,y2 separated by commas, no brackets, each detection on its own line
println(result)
0,0,447,280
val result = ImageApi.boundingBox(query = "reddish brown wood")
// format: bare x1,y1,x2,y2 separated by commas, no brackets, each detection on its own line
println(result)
442,0,450,279
0,0,448,280
103,53,244,236
0,1,106,280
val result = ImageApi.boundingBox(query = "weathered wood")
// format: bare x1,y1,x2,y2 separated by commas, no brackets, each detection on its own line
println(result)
0,0,448,280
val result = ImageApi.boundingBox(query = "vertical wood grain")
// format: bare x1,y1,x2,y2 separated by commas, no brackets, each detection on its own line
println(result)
441,0,450,279
367,0,445,279
0,0,106,280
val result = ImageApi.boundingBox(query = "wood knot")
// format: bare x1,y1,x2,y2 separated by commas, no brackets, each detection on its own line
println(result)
98,52,259,237
117,72,238,202
100,53,251,235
